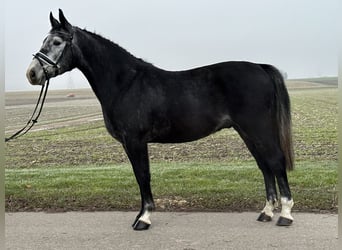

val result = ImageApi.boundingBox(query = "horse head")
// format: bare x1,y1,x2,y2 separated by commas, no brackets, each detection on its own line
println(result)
26,9,74,85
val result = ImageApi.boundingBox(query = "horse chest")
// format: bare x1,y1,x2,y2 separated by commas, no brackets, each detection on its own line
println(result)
102,110,127,142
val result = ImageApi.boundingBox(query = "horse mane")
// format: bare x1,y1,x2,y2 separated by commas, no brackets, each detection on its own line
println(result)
79,28,153,68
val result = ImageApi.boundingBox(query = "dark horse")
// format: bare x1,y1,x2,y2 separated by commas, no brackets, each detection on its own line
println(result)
27,10,294,230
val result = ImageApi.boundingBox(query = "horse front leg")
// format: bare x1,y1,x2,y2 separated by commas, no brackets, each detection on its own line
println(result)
123,139,155,230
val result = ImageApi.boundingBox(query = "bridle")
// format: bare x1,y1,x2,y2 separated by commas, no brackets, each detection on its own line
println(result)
5,31,74,142
34,51,60,74
33,31,74,77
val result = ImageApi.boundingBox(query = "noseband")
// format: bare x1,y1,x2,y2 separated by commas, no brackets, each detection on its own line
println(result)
34,51,60,68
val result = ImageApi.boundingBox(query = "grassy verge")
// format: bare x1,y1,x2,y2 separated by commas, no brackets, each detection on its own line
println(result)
6,161,337,212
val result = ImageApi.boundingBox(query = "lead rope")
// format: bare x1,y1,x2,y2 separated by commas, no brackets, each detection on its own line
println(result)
5,80,50,142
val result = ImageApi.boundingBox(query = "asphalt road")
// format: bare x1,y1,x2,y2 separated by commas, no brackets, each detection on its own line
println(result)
5,212,338,250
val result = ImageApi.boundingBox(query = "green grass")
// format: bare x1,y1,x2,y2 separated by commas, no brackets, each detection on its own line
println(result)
5,161,337,212
5,88,338,212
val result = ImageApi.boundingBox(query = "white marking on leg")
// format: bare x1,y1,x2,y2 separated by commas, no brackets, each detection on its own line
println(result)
138,210,152,225
261,200,275,218
280,197,294,220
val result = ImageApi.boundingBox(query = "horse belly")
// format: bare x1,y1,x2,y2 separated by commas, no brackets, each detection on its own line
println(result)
150,114,232,143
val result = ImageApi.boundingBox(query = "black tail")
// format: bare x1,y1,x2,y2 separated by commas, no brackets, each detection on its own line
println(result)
261,64,294,171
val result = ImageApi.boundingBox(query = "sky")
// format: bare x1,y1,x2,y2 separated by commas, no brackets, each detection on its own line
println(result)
5,0,339,91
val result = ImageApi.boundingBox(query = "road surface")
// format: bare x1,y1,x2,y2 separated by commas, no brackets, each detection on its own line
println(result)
5,212,338,250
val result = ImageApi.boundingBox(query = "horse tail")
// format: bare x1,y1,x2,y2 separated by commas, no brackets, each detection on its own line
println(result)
261,64,294,171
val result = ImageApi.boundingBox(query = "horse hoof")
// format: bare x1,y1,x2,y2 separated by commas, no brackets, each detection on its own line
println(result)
276,216,293,226
257,212,272,222
133,220,150,231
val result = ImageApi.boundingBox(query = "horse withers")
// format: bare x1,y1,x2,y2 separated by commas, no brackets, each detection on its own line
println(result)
26,9,294,230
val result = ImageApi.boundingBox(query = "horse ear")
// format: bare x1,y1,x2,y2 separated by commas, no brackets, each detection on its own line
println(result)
50,12,60,29
58,9,72,31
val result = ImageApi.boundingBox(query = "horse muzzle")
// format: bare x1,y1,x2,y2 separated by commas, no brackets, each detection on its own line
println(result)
26,59,46,85
26,58,58,85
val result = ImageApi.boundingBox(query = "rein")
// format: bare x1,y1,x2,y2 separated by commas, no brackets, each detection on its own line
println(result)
5,80,50,142
5,51,55,142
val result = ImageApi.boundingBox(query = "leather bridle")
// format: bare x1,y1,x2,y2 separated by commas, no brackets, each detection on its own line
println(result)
33,31,74,79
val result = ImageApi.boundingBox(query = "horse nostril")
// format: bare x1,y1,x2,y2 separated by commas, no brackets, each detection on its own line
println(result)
30,70,36,79
30,70,36,78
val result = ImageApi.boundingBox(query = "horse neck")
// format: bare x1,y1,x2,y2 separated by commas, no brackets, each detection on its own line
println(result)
73,28,138,103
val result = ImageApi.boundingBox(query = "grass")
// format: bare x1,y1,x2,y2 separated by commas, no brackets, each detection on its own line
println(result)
5,87,338,212
5,161,337,212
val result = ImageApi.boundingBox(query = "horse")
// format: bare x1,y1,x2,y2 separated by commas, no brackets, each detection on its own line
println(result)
26,9,294,230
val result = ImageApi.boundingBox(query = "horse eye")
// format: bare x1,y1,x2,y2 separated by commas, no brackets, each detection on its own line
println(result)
53,40,62,46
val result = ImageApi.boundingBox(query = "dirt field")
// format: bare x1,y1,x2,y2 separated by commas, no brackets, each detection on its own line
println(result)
5,88,102,134
5,78,338,166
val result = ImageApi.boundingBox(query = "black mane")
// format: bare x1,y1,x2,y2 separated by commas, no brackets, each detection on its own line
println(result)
79,27,152,68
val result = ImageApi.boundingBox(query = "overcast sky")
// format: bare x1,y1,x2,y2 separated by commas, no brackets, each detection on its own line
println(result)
5,0,339,91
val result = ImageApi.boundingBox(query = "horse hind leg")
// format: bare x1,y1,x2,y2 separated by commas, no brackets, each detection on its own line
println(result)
235,125,294,226
238,135,278,222
258,149,294,226
274,166,294,226
277,197,294,226
256,139,294,226
257,168,278,222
